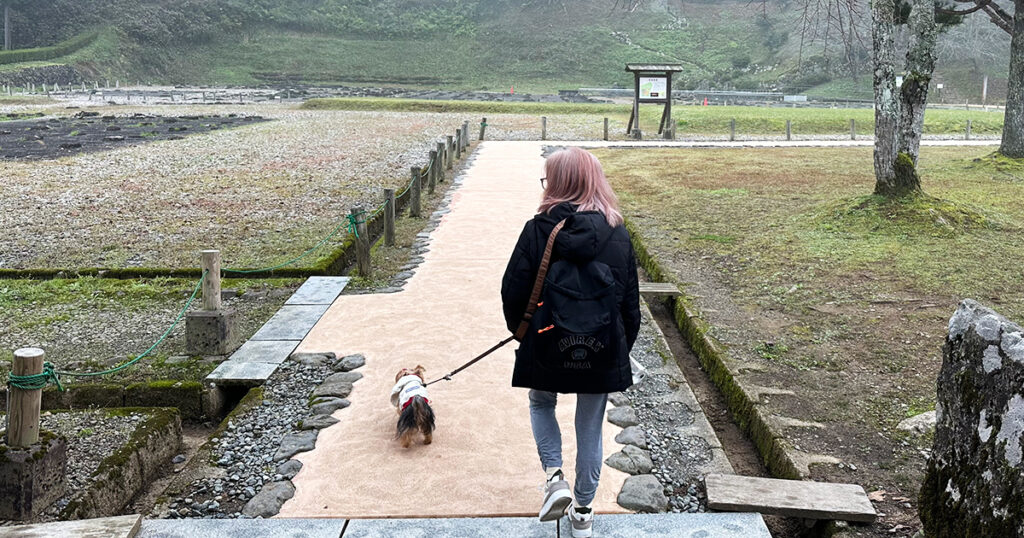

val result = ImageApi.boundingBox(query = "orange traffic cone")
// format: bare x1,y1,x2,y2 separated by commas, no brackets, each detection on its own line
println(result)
511,85,515,95
703,97,708,106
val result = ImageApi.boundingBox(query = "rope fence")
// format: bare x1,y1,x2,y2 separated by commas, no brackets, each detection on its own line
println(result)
4,120,475,426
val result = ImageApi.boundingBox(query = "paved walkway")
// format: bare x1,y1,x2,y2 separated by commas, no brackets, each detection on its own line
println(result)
278,141,632,519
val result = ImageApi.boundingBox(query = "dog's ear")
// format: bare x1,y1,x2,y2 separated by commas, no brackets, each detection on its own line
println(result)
414,364,426,376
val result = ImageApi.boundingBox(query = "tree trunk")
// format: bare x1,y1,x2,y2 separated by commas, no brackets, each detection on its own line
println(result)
1001,0,1024,158
872,0,903,196
897,0,937,168
4,5,10,51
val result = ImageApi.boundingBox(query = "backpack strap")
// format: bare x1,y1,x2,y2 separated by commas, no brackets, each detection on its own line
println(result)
514,219,567,341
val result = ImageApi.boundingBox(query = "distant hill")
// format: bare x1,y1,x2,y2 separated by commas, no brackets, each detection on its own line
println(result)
5,0,1012,101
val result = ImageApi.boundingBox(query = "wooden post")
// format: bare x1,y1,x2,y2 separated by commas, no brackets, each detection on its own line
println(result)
603,117,609,141
436,142,446,183
429,150,438,188
850,119,856,140
350,207,370,276
446,135,454,170
410,167,421,218
479,117,487,141
463,121,470,149
786,120,792,141
455,129,462,160
966,119,972,140
384,189,396,247
428,158,437,194
541,116,547,140
201,250,221,311
8,348,44,447
730,118,736,141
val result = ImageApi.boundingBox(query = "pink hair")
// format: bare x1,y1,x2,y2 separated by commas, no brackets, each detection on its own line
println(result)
539,147,623,227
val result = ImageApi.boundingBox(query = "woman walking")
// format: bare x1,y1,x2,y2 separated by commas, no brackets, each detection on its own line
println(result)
501,147,640,537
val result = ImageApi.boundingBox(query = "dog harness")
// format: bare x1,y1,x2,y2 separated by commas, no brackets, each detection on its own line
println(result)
391,374,430,411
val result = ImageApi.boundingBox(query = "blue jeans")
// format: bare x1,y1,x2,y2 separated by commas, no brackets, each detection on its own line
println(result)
528,390,608,506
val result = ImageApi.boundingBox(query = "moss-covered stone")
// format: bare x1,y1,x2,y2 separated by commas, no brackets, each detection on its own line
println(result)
125,380,203,420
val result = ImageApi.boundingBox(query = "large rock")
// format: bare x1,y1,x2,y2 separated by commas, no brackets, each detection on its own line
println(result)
605,445,654,475
242,481,295,518
273,431,318,462
311,397,350,415
334,354,366,372
919,300,1024,537
311,376,354,399
617,474,669,512
615,426,648,449
897,410,937,435
607,406,638,428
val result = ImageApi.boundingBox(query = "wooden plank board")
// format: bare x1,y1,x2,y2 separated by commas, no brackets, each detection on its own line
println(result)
639,282,681,296
705,474,877,523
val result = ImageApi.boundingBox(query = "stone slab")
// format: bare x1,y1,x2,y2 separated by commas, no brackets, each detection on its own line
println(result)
638,282,681,296
250,305,331,342
4,514,142,538
137,518,345,538
344,513,771,537
227,340,299,365
705,473,877,523
205,361,279,386
285,277,351,306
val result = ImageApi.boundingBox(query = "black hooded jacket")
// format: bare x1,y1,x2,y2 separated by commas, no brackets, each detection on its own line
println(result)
501,202,641,394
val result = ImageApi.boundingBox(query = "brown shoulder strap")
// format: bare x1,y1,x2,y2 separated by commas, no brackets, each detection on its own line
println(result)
514,219,566,341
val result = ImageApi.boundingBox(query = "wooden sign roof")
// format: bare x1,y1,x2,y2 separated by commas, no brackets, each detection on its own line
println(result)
625,64,684,73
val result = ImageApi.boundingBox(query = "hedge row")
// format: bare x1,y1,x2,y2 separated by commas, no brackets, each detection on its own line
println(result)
0,30,98,65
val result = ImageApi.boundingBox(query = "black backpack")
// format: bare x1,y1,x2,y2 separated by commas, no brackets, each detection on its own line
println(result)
515,220,622,374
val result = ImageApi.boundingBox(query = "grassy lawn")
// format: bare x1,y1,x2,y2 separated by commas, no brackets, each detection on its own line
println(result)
596,145,1023,532
304,98,1004,137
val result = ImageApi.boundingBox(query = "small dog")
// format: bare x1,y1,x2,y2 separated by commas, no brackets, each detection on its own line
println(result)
390,365,435,448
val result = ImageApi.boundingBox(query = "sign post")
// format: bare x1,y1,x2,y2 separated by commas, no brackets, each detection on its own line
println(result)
626,64,683,140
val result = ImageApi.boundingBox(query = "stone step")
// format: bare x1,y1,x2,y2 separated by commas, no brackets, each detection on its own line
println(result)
135,513,769,537
285,277,351,306
5,514,141,538
638,282,681,296
250,304,331,341
223,340,298,366
705,473,877,523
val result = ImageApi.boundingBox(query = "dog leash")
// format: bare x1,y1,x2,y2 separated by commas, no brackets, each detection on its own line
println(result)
424,335,515,386
425,220,566,387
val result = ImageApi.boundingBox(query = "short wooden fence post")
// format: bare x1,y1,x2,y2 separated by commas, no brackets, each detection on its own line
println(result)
428,159,437,194
446,135,454,170
966,119,972,140
603,117,609,141
455,130,462,160
462,121,470,149
729,118,736,141
350,206,370,276
436,142,446,183
541,116,547,140
850,119,856,140
410,167,422,218
201,250,222,311
384,189,396,247
786,119,792,141
479,117,487,141
8,347,44,447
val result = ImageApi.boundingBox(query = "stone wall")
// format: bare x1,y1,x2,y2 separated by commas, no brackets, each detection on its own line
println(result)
919,299,1024,537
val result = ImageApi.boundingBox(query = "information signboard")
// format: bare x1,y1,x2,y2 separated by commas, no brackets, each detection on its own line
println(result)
639,76,668,101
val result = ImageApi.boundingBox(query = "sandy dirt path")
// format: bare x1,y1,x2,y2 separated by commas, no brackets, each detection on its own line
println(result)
278,141,631,519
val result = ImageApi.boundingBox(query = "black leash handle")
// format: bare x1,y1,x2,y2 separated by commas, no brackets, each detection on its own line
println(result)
424,335,515,386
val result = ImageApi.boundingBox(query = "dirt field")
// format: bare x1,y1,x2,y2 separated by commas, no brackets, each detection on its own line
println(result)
596,146,1024,537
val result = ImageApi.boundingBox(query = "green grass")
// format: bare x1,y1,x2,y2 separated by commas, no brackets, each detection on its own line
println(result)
306,98,1004,136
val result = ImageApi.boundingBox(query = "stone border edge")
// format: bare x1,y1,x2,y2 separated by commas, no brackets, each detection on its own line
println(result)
624,218,818,481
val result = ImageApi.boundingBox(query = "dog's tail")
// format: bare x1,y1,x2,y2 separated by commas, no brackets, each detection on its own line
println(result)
397,395,435,439
397,395,435,440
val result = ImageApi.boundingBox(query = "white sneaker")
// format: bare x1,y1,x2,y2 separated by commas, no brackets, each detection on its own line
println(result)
538,469,572,522
568,503,594,538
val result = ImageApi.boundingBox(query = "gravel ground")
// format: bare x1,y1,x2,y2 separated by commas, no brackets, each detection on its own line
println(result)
623,307,710,514
0,409,145,524
0,104,478,270
0,278,301,370
159,358,333,519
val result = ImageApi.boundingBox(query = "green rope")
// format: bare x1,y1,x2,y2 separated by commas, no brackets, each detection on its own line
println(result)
8,361,63,391
480,121,488,128
6,272,207,390
346,210,366,239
